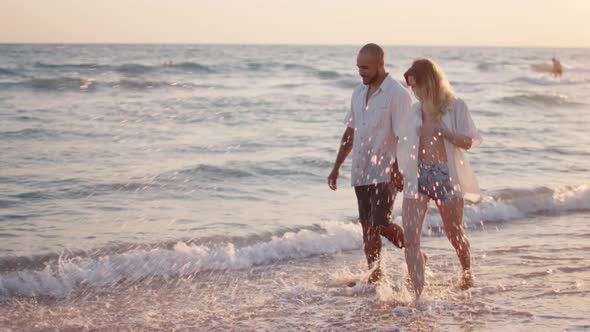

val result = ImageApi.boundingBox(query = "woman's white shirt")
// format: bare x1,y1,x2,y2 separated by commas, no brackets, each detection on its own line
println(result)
395,98,483,202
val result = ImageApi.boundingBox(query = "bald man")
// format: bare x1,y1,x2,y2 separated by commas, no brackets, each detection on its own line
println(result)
328,43,412,283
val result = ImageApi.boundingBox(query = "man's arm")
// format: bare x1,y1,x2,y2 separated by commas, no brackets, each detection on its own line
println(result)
328,127,354,191
390,89,412,192
390,159,403,192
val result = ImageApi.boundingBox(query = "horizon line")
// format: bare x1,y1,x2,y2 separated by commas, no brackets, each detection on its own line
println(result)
0,41,588,49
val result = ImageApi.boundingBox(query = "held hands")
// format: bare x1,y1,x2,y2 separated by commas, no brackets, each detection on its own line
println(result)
328,168,339,191
391,169,404,192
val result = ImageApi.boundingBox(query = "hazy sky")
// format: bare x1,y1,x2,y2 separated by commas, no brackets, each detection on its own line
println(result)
1,0,589,47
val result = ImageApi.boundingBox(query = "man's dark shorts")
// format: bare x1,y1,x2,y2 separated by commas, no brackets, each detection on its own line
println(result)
354,182,396,227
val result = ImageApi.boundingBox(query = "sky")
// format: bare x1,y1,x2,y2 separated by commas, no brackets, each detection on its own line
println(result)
1,0,589,47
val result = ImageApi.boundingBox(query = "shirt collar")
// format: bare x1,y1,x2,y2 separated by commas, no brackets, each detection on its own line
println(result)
379,73,394,92
362,73,393,93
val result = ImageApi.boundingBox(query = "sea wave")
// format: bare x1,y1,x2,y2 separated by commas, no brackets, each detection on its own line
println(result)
1,183,589,297
2,158,330,204
476,61,507,71
317,70,341,80
172,164,254,181
114,63,155,74
335,78,360,89
30,61,342,77
0,67,19,76
0,221,361,297
493,93,585,107
0,128,62,140
425,183,590,232
114,79,195,90
4,61,349,86
156,159,329,184
283,63,344,79
511,76,590,86
0,77,96,91
165,61,214,72
34,62,108,70
0,77,209,92
33,61,215,75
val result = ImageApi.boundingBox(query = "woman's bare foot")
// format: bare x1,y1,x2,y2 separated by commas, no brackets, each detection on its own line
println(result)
459,269,475,290
405,252,428,288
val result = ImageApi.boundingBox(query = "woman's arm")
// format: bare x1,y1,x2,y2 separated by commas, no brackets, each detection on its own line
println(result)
441,123,473,150
442,98,481,150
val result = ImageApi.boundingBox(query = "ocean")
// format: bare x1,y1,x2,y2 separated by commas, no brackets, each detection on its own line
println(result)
0,44,589,331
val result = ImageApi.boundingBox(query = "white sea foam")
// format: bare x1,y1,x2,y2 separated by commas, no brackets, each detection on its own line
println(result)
2,184,589,297
0,221,362,297
399,183,590,231
0,184,590,296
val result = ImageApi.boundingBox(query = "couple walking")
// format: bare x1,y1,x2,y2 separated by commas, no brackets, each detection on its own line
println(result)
328,43,482,300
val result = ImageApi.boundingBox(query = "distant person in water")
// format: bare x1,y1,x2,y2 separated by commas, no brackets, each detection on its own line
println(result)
551,57,563,77
399,58,482,299
328,43,411,283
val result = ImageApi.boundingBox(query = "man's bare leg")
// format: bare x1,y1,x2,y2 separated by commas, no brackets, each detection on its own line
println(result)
379,223,405,248
362,220,383,283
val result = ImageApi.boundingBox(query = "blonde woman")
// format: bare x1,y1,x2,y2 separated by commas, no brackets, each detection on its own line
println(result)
398,58,482,299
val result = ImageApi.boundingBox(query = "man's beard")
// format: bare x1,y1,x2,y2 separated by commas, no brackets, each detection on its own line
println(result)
363,73,377,85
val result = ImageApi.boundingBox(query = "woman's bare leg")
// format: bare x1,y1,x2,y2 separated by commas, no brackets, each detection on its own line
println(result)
402,195,429,298
436,197,474,289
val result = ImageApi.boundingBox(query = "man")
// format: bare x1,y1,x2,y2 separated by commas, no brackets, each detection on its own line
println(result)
328,43,412,283
551,57,563,77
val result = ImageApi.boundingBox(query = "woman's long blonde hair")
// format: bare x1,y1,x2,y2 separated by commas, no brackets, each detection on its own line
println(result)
404,58,455,117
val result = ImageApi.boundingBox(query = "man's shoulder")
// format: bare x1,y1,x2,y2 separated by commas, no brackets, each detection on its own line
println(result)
385,78,411,99
393,81,412,98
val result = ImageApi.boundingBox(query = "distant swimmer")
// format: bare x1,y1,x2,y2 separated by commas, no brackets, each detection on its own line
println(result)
551,57,563,77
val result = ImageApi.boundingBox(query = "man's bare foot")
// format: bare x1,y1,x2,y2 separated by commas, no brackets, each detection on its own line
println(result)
459,269,475,290
381,223,404,248
367,267,383,284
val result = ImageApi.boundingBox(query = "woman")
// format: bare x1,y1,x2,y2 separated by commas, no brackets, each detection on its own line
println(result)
398,58,482,299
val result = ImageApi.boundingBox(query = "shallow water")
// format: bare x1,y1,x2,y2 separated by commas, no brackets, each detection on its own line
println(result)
1,44,589,330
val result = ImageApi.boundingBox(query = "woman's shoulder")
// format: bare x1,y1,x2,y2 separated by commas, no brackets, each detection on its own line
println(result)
447,97,468,113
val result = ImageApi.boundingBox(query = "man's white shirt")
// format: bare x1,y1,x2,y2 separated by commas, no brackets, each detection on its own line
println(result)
343,74,412,187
